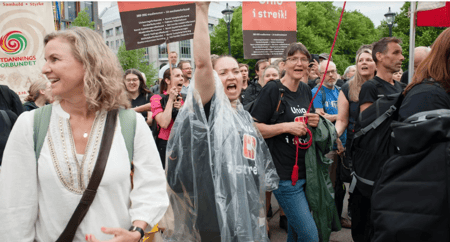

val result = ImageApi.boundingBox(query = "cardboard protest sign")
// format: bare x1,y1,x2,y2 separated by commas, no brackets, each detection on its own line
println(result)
0,2,54,99
118,1,195,50
242,2,297,59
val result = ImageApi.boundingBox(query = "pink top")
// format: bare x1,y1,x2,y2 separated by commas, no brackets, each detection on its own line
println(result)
151,91,184,140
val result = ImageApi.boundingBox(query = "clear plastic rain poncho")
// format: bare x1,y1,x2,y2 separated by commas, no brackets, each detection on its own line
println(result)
162,71,279,242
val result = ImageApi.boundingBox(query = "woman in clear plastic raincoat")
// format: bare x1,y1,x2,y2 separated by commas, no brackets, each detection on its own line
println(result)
162,2,279,242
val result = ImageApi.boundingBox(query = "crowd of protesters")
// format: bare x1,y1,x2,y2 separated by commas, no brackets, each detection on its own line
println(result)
0,2,450,242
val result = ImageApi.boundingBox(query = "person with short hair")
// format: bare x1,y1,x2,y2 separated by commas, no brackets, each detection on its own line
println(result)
400,46,431,85
242,59,269,105
251,42,338,242
158,51,178,81
343,65,356,81
23,79,52,111
359,37,405,113
177,60,192,95
239,63,250,101
0,27,169,242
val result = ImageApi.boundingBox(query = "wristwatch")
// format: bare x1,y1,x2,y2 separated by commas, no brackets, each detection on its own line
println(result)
129,226,145,239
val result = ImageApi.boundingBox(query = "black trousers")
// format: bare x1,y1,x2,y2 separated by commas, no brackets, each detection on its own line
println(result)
334,159,346,220
350,187,373,242
156,138,167,169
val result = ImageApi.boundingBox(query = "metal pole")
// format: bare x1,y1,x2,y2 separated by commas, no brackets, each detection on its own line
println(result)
227,23,231,56
408,1,417,84
389,25,392,37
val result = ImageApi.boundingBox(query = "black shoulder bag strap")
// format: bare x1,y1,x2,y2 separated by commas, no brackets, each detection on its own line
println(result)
56,109,119,242
269,80,286,124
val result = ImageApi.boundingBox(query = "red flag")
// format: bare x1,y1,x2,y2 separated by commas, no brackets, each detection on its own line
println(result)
417,2,450,27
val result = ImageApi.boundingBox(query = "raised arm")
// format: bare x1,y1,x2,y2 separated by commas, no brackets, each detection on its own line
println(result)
335,91,349,137
193,2,215,105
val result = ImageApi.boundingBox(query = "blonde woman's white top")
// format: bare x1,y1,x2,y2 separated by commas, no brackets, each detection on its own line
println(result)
0,102,169,241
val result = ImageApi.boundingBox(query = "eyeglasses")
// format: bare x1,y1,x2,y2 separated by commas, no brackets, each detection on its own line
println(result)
125,78,139,83
183,67,193,70
286,57,309,65
320,70,337,75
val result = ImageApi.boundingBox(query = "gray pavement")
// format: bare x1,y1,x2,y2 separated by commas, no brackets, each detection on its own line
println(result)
268,193,353,242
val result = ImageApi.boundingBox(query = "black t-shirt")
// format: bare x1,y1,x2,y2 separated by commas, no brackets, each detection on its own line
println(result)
131,92,152,120
251,80,315,180
400,70,409,85
359,76,404,106
399,81,450,121
340,82,359,141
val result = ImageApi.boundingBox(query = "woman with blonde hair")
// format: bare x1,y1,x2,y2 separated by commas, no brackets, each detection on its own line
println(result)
23,78,52,111
0,27,168,242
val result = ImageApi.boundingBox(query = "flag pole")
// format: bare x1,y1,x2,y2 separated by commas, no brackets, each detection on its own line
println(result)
408,1,417,84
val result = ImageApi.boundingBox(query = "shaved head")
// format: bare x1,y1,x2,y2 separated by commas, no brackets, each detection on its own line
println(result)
414,46,431,69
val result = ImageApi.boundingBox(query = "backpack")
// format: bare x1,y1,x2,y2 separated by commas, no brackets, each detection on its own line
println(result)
33,105,136,168
0,85,18,166
348,86,404,198
371,109,450,242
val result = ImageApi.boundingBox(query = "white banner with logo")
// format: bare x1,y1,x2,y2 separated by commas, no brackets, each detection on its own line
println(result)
0,2,54,99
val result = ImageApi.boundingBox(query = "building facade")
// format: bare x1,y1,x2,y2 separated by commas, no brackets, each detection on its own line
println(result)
99,2,240,78
52,2,102,35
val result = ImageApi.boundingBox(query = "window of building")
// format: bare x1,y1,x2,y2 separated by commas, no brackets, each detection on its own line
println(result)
106,28,113,38
116,40,120,49
208,23,214,33
116,26,123,36
158,43,168,58
84,2,94,21
121,39,124,45
179,40,191,59
106,41,109,46
144,48,149,60
111,41,114,49
67,2,76,21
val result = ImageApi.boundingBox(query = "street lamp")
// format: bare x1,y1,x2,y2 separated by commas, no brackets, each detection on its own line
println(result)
384,7,396,37
222,3,234,55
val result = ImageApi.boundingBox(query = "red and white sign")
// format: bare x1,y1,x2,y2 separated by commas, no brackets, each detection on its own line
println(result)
242,2,297,59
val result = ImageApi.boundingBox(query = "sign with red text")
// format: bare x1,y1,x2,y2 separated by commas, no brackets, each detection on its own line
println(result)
0,2,54,99
118,1,195,50
242,1,297,59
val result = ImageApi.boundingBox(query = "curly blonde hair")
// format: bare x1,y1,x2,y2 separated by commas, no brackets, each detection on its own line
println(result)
44,27,130,111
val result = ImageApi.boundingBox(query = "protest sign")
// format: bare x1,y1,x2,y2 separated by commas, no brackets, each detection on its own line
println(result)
242,1,297,59
118,2,195,50
0,2,54,99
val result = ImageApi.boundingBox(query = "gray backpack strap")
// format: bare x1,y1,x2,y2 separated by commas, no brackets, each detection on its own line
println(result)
119,108,136,167
33,105,53,162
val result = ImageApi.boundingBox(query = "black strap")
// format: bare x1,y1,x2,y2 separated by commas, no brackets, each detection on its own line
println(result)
269,80,285,124
56,109,119,242
353,105,397,140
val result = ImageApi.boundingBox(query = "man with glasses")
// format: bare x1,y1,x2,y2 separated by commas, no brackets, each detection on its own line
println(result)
177,60,193,95
311,61,348,227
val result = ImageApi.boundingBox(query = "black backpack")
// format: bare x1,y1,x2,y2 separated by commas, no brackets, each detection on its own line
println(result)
0,85,19,166
348,84,404,198
371,109,450,242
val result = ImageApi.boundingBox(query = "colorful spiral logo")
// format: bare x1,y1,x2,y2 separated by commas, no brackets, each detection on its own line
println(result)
0,31,27,55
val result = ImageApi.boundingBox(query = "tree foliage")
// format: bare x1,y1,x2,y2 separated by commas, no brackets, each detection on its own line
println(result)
117,43,158,87
376,2,446,70
73,8,95,30
209,2,380,75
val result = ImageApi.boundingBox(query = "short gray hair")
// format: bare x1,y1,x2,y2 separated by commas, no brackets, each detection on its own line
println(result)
343,65,356,79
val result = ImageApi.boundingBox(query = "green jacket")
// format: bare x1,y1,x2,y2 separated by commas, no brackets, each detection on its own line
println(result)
305,116,341,242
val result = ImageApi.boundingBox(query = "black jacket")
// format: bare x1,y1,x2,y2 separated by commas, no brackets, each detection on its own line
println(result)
242,81,262,106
